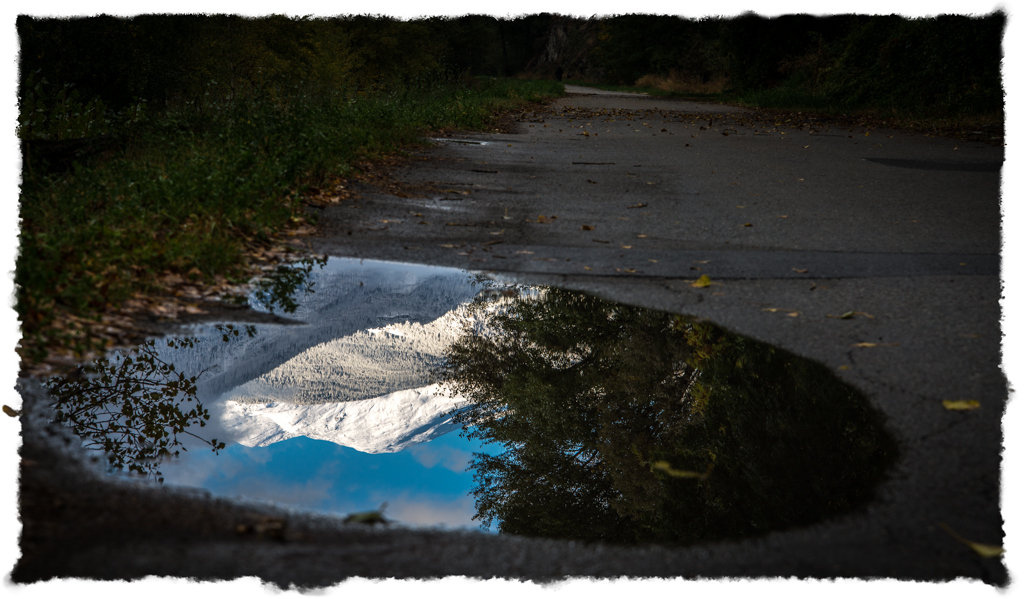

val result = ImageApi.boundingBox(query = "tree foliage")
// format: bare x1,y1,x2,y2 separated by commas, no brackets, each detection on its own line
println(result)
44,337,225,482
437,289,898,546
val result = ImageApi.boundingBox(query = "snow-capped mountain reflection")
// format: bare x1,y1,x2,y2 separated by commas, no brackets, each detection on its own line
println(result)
161,258,487,454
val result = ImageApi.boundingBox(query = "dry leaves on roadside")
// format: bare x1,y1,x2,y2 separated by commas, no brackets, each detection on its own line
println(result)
691,274,713,288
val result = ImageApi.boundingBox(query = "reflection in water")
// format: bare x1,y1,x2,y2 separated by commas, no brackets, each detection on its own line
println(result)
436,287,898,545
249,256,329,314
44,259,898,540
44,334,233,482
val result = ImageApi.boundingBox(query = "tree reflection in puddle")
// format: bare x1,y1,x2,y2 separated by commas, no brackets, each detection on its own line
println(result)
436,286,899,546
42,325,257,482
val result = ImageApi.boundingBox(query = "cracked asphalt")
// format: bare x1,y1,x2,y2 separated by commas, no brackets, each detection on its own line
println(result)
10,85,1011,588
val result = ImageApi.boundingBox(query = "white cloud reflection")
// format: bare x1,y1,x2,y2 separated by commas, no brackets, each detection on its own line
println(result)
408,442,473,472
381,492,482,530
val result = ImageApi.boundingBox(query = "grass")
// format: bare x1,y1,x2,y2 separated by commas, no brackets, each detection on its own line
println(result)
17,77,564,369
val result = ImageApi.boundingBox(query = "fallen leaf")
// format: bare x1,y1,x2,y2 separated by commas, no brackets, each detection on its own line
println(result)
652,460,712,480
648,259,658,263
792,268,809,273
853,342,899,347
762,308,797,313
837,365,851,371
742,223,753,227
627,203,649,209
583,266,593,271
827,311,875,320
484,240,503,246
942,400,980,411
787,312,800,317
637,234,647,238
691,275,712,288
940,523,1003,557
581,225,594,231
3,405,20,417
621,245,632,249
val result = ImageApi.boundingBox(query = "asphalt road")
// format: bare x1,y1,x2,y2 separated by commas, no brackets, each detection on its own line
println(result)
13,86,1010,588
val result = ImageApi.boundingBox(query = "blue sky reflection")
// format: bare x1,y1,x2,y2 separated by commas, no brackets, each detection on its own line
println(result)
160,426,494,531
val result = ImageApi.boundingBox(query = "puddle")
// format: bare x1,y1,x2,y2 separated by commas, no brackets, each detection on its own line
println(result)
41,258,897,543
430,138,489,146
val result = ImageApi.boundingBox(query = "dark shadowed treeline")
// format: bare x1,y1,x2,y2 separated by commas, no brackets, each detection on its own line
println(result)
17,14,556,114
586,12,1004,116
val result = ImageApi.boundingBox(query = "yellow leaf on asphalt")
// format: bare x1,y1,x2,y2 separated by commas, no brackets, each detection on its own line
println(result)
621,245,632,249
967,542,1004,558
583,266,592,271
940,523,1004,557
853,342,899,347
692,275,712,288
942,400,980,411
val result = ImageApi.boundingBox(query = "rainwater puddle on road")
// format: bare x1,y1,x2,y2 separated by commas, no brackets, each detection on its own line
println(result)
42,258,897,545
430,138,490,145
